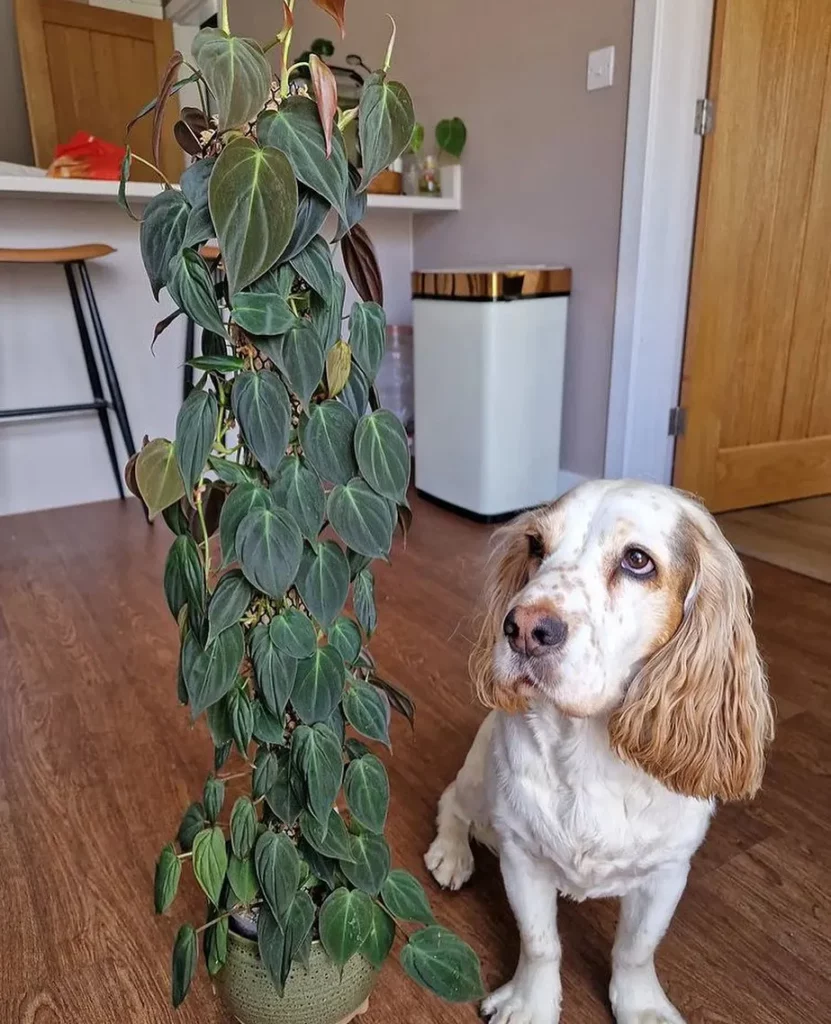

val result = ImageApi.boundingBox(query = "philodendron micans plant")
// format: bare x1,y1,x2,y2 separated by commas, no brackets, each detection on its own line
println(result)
119,0,483,1011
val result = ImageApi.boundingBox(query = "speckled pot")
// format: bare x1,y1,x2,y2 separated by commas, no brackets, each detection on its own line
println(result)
217,930,378,1024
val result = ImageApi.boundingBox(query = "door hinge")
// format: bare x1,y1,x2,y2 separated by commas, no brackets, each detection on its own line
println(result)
694,98,715,136
668,407,687,437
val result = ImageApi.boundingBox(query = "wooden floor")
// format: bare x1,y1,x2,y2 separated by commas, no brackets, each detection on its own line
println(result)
718,495,831,584
0,494,829,1023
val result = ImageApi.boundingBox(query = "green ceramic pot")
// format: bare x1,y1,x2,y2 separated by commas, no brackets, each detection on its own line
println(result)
218,930,378,1024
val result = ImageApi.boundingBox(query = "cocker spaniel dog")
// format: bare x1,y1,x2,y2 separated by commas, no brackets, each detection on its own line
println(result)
425,479,774,1024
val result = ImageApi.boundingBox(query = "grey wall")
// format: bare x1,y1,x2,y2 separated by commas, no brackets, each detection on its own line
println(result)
0,0,34,165
235,0,635,478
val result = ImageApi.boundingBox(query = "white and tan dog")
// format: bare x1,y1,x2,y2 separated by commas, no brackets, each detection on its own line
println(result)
425,480,774,1024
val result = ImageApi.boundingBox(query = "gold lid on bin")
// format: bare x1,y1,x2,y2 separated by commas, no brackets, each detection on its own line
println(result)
412,267,571,302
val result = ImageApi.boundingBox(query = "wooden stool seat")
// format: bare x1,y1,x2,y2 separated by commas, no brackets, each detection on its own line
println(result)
0,244,116,265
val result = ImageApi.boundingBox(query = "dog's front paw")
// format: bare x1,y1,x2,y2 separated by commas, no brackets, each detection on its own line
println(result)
610,967,686,1024
424,834,474,890
481,963,561,1024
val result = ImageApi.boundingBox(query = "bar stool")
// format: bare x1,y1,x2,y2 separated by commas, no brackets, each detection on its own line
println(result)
0,244,137,498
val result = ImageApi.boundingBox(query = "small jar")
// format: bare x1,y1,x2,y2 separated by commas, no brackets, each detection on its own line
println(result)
402,153,420,196
419,155,441,196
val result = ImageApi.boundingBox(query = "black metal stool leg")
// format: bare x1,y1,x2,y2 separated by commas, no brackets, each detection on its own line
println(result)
183,319,196,402
64,264,125,499
77,260,137,459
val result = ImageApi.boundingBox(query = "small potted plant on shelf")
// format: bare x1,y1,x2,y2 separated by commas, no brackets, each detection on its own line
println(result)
120,1,483,1021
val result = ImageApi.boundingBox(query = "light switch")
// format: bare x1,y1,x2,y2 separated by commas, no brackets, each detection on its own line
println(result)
587,46,615,91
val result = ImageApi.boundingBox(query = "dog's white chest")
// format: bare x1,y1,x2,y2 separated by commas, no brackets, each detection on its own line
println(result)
488,711,712,900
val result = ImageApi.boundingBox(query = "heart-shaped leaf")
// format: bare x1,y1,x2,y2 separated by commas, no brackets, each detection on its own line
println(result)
296,541,349,627
237,506,303,598
327,478,395,559
177,802,205,852
227,851,259,904
299,808,353,861
353,569,377,636
349,302,386,379
381,869,435,926
182,624,245,717
231,371,291,477
218,482,273,565
207,570,253,644
183,202,214,248
344,754,389,834
192,29,272,129
326,616,362,665
298,839,338,891
204,913,229,976
136,438,186,519
400,927,485,1003
209,137,298,294
171,923,198,1008
436,117,467,159
203,775,225,822
301,400,357,485
290,235,335,298
362,900,395,968
256,830,301,922
154,843,182,914
326,340,352,397
140,190,189,299
339,832,390,895
335,164,367,241
180,156,216,206
258,98,348,218
163,533,204,624
292,646,345,724
252,746,282,798
269,455,325,542
168,249,226,336
228,685,254,754
354,410,410,502
269,607,317,659
254,700,288,745
249,260,296,297
265,747,304,825
337,361,370,418
208,455,260,487
175,388,217,499
258,893,315,995
261,321,325,409
311,271,346,352
231,292,297,336
282,188,331,264
192,826,228,906
358,73,415,187
291,722,343,824
319,887,374,968
230,796,257,859
343,679,390,746
249,623,297,719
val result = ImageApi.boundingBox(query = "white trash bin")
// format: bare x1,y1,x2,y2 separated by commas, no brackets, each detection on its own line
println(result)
412,267,571,521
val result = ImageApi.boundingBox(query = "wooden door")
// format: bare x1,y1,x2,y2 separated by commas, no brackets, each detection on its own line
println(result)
15,0,180,182
674,0,831,511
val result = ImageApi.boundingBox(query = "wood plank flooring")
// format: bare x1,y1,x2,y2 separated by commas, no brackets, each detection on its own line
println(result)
0,494,828,1023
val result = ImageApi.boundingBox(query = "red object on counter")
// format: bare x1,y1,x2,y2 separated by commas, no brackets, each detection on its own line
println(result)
47,132,126,180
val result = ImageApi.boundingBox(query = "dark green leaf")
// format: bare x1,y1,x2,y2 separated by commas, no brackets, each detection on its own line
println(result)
188,355,244,374
296,541,349,627
162,498,190,537
140,190,189,300
154,843,182,914
381,869,435,926
349,302,386,379
231,371,291,476
237,506,303,598
231,291,297,336
344,737,371,762
261,321,324,409
327,478,394,559
227,851,259,904
269,455,325,542
301,400,357,485
399,926,485,1003
175,389,218,499
201,328,227,357
203,776,225,822
177,802,205,852
136,438,186,519
117,146,135,221
257,892,315,995
337,360,370,418
183,202,215,248
291,723,343,825
209,455,261,487
249,260,296,297
290,235,334,298
435,117,467,159
218,482,273,565
192,826,228,906
370,673,415,727
327,702,346,746
343,679,390,746
168,249,226,337
171,923,198,1008
214,740,233,771
228,684,254,755
163,533,204,624
192,28,271,130
265,747,304,825
362,900,395,968
311,271,346,352
335,164,367,241
299,808,353,861
258,97,348,218
207,698,233,745
209,136,298,294
354,410,411,502
269,607,317,659
327,616,362,664
255,830,301,921
250,623,297,719
253,700,287,744
353,570,377,636
182,625,245,717
283,188,330,263
319,887,374,968
298,838,339,889
230,796,257,859
292,646,345,724
204,913,229,976
344,754,389,834
180,156,216,207
358,74,415,188
207,570,253,644
339,832,390,895
252,746,282,799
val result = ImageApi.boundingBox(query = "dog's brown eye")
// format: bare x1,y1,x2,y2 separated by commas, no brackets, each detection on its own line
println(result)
621,548,655,577
528,535,545,560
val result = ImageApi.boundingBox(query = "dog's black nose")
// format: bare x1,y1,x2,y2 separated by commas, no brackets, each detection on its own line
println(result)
503,607,568,657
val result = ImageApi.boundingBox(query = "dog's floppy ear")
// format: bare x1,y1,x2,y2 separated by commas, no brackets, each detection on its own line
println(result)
609,514,774,802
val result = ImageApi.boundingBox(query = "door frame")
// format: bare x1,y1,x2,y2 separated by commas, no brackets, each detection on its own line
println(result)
604,0,715,483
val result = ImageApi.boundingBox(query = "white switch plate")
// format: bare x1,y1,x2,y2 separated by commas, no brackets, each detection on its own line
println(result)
587,46,615,91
